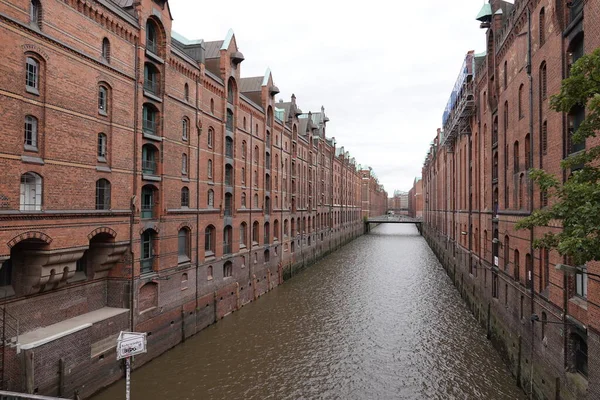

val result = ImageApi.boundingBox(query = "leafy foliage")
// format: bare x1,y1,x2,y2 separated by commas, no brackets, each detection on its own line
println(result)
516,48,600,265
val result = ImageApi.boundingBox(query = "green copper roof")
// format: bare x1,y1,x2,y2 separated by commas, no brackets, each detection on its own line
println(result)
475,3,492,21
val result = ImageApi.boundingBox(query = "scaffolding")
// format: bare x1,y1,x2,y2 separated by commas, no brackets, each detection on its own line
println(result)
441,52,476,148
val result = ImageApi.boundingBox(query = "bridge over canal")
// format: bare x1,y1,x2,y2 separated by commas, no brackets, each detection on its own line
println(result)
364,215,423,234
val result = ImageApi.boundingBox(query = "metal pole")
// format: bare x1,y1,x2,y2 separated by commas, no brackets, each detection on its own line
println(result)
125,357,131,400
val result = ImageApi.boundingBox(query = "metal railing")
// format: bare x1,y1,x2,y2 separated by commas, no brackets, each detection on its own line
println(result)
142,119,156,135
142,159,157,175
143,79,159,96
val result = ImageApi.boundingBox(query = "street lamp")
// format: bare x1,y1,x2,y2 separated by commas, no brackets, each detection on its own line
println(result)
556,263,600,279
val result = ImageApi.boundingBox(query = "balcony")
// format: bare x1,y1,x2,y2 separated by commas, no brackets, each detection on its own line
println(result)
144,79,160,97
142,159,157,175
441,53,475,147
143,118,156,135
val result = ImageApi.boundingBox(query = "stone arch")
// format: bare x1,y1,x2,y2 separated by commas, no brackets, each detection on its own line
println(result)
177,221,194,232
87,227,117,241
7,231,52,248
139,223,160,235
139,282,158,312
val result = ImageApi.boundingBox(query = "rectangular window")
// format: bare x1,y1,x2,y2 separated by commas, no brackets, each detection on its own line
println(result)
24,117,37,149
576,271,588,298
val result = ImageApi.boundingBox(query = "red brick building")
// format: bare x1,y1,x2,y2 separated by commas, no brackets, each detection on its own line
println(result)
359,168,387,220
408,178,423,218
0,0,386,396
421,1,599,399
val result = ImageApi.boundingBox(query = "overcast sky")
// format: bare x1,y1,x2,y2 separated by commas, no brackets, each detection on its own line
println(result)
169,0,490,194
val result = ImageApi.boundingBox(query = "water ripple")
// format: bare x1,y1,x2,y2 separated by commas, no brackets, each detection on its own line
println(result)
94,224,525,400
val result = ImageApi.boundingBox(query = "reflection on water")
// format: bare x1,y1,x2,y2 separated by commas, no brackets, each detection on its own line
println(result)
94,224,524,400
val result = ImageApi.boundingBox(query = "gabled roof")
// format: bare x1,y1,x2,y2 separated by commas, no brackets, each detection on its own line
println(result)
205,41,224,59
239,77,263,93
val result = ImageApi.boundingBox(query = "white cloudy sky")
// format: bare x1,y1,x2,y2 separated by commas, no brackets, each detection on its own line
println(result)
169,0,490,194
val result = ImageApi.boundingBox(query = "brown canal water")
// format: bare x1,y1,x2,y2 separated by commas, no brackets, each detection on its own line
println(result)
93,224,525,400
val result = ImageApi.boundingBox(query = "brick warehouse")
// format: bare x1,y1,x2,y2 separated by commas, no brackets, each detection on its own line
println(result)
0,0,388,397
421,0,600,399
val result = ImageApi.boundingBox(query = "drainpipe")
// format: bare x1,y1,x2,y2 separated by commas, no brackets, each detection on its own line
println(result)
195,72,202,318
249,114,253,283
129,36,140,332
526,8,536,399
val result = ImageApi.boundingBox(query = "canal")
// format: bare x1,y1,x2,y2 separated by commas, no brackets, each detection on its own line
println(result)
94,224,525,400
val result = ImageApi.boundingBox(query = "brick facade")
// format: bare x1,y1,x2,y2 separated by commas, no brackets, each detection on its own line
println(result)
421,1,599,399
0,0,387,397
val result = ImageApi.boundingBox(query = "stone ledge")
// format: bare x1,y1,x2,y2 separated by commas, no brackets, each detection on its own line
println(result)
17,307,129,352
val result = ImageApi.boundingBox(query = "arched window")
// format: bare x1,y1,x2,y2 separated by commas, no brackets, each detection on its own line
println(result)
513,141,519,172
181,187,190,208
146,20,159,54
102,38,111,62
241,167,246,185
503,101,509,133
541,312,547,340
252,221,259,244
181,273,188,290
207,159,213,179
207,189,214,207
182,153,188,175
24,115,38,150
141,185,156,218
240,222,247,246
539,8,546,47
571,334,588,376
95,179,111,210
254,146,259,163
540,62,547,101
204,225,216,255
178,228,190,262
223,261,233,278
264,249,270,263
223,226,232,254
243,117,247,130
143,63,160,95
541,120,548,155
514,249,520,281
184,83,189,101
25,57,39,93
224,193,232,216
518,84,524,118
504,235,510,271
519,174,525,209
525,134,531,169
30,0,41,28
284,219,289,236
98,85,108,115
254,193,258,208
207,128,214,148
503,60,508,90
273,219,279,241
142,103,158,135
227,78,235,104
541,247,549,292
264,222,270,244
254,170,258,187
225,137,234,158
241,140,247,159
210,98,215,114
142,144,158,175
141,229,157,273
182,118,189,141
226,109,234,131
241,192,247,208
207,265,213,280
20,172,42,211
97,133,107,160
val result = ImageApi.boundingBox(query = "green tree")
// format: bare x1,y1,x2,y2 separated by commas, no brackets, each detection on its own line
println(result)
516,48,600,266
